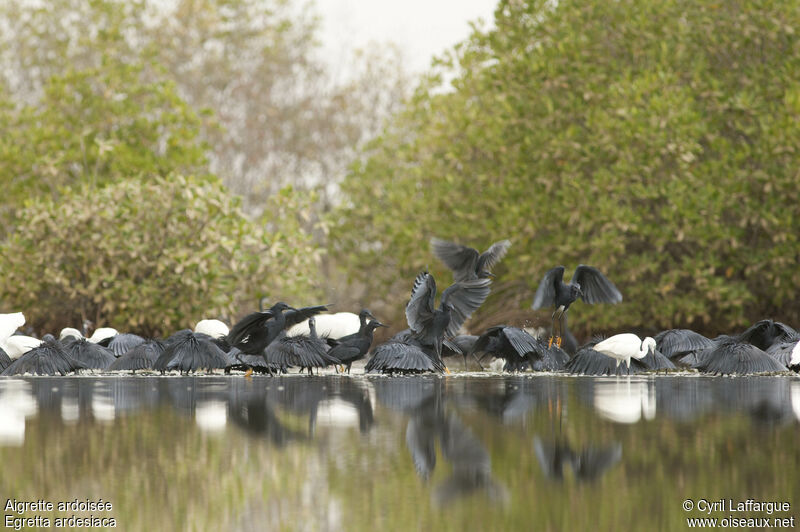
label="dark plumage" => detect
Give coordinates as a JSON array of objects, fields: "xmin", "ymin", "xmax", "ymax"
[
  {"xmin": 63, "ymin": 338, "xmax": 117, "ymax": 369},
  {"xmin": 565, "ymin": 345, "xmax": 646, "ymax": 376},
  {"xmin": 0, "ymin": 347, "xmax": 11, "ymax": 372},
  {"xmin": 368, "ymin": 271, "xmax": 490, "ymax": 374},
  {"xmin": 694, "ymin": 338, "xmax": 788, "ymax": 375},
  {"xmin": 365, "ymin": 340, "xmax": 446, "ymax": 374},
  {"xmin": 765, "ymin": 340, "xmax": 800, "ymax": 367},
  {"xmin": 637, "ymin": 347, "xmax": 677, "ymax": 371},
  {"xmin": 534, "ymin": 437, "xmax": 622, "ymax": 482},
  {"xmin": 471, "ymin": 326, "xmax": 568, "ymax": 372},
  {"xmin": 327, "ymin": 319, "xmax": 386, "ymax": 373},
  {"xmin": 263, "ymin": 318, "xmax": 340, "ymax": 374},
  {"xmin": 405, "ymin": 271, "xmax": 491, "ymax": 358},
  {"xmin": 107, "ymin": 333, "xmax": 147, "ymax": 357},
  {"xmin": 654, "ymin": 329, "xmax": 715, "ymax": 360},
  {"xmin": 441, "ymin": 334, "xmax": 483, "ymax": 369},
  {"xmin": 154, "ymin": 330, "xmax": 234, "ymax": 373},
  {"xmin": 1, "ymin": 337, "xmax": 86, "ymax": 376},
  {"xmin": 738, "ymin": 319, "xmax": 797, "ymax": 351},
  {"xmin": 532, "ymin": 265, "xmax": 622, "ymax": 348},
  {"xmin": 430, "ymin": 237, "xmax": 511, "ymax": 282},
  {"xmin": 227, "ymin": 302, "xmax": 328, "ymax": 355},
  {"xmin": 108, "ymin": 340, "xmax": 165, "ymax": 372}
]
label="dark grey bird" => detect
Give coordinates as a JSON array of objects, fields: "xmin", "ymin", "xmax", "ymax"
[
  {"xmin": 263, "ymin": 317, "xmax": 341, "ymax": 375},
  {"xmin": 153, "ymin": 329, "xmax": 234, "ymax": 373},
  {"xmin": 430, "ymin": 237, "xmax": 511, "ymax": 282},
  {"xmin": 365, "ymin": 339, "xmax": 447, "ymax": 374},
  {"xmin": 534, "ymin": 436, "xmax": 622, "ymax": 482},
  {"xmin": 107, "ymin": 333, "xmax": 146, "ymax": 357},
  {"xmin": 108, "ymin": 340, "xmax": 165, "ymax": 372},
  {"xmin": 693, "ymin": 336, "xmax": 788, "ymax": 375},
  {"xmin": 62, "ymin": 338, "xmax": 116, "ymax": 369},
  {"xmin": 368, "ymin": 271, "xmax": 491, "ymax": 374},
  {"xmin": 405, "ymin": 271, "xmax": 492, "ymax": 359},
  {"xmin": 654, "ymin": 329, "xmax": 715, "ymax": 361},
  {"xmin": 441, "ymin": 334, "xmax": 482, "ymax": 369},
  {"xmin": 0, "ymin": 347, "xmax": 11, "ymax": 372},
  {"xmin": 328, "ymin": 319, "xmax": 386, "ymax": 373},
  {"xmin": 738, "ymin": 319, "xmax": 797, "ymax": 351},
  {"xmin": 532, "ymin": 265, "xmax": 622, "ymax": 349},
  {"xmin": 1, "ymin": 336, "xmax": 86, "ymax": 376},
  {"xmin": 227, "ymin": 301, "xmax": 328, "ymax": 355},
  {"xmin": 765, "ymin": 339, "xmax": 800, "ymax": 368},
  {"xmin": 471, "ymin": 325, "xmax": 569, "ymax": 372}
]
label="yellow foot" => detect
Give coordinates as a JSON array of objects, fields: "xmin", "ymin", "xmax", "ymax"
[
  {"xmin": 338, "ymin": 365, "xmax": 345, "ymax": 373},
  {"xmin": 548, "ymin": 337, "xmax": 554, "ymax": 348},
  {"xmin": 555, "ymin": 337, "xmax": 562, "ymax": 348},
  {"xmin": 444, "ymin": 366, "xmax": 451, "ymax": 375},
  {"xmin": 244, "ymin": 368, "xmax": 253, "ymax": 378}
]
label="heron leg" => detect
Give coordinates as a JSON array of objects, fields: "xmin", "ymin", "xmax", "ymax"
[
  {"xmin": 552, "ymin": 308, "xmax": 564, "ymax": 348},
  {"xmin": 470, "ymin": 351, "xmax": 485, "ymax": 371},
  {"xmin": 548, "ymin": 310, "xmax": 558, "ymax": 348}
]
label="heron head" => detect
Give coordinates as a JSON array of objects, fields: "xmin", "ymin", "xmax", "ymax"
[
  {"xmin": 639, "ymin": 337, "xmax": 657, "ymax": 359},
  {"xmin": 272, "ymin": 301, "xmax": 294, "ymax": 313}
]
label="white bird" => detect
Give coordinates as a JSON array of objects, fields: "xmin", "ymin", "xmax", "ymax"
[
  {"xmin": 4, "ymin": 336, "xmax": 43, "ymax": 360},
  {"xmin": 791, "ymin": 341, "xmax": 800, "ymax": 367},
  {"xmin": 0, "ymin": 312, "xmax": 26, "ymax": 343},
  {"xmin": 88, "ymin": 327, "xmax": 118, "ymax": 344},
  {"xmin": 194, "ymin": 319, "xmax": 229, "ymax": 339},
  {"xmin": 59, "ymin": 327, "xmax": 84, "ymax": 342},
  {"xmin": 1, "ymin": 313, "xmax": 39, "ymax": 360},
  {"xmin": 287, "ymin": 312, "xmax": 361, "ymax": 339},
  {"xmin": 594, "ymin": 379, "xmax": 656, "ymax": 424},
  {"xmin": 594, "ymin": 333, "xmax": 657, "ymax": 368}
]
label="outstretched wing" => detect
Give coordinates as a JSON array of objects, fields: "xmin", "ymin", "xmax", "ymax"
[
  {"xmin": 430, "ymin": 238, "xmax": 479, "ymax": 282},
  {"xmin": 471, "ymin": 326, "xmax": 505, "ymax": 355},
  {"xmin": 440, "ymin": 278, "xmax": 492, "ymax": 337},
  {"xmin": 227, "ymin": 310, "xmax": 275, "ymax": 346},
  {"xmin": 532, "ymin": 266, "xmax": 565, "ymax": 309},
  {"xmin": 406, "ymin": 271, "xmax": 437, "ymax": 333},
  {"xmin": 572, "ymin": 265, "xmax": 622, "ymax": 305},
  {"xmin": 476, "ymin": 239, "xmax": 511, "ymax": 276},
  {"xmin": 284, "ymin": 305, "xmax": 329, "ymax": 328},
  {"xmin": 502, "ymin": 327, "xmax": 542, "ymax": 358}
]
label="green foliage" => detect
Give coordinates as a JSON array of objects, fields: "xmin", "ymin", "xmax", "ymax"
[
  {"xmin": 0, "ymin": 58, "xmax": 208, "ymax": 233},
  {"xmin": 0, "ymin": 175, "xmax": 321, "ymax": 336},
  {"xmin": 332, "ymin": 0, "xmax": 800, "ymax": 336},
  {"xmin": 0, "ymin": 0, "xmax": 409, "ymax": 215}
]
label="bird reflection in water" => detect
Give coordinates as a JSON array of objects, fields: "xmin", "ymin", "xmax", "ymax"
[
  {"xmin": 533, "ymin": 436, "xmax": 622, "ymax": 482},
  {"xmin": 228, "ymin": 377, "xmax": 375, "ymax": 444},
  {"xmin": 374, "ymin": 378, "xmax": 509, "ymax": 506}
]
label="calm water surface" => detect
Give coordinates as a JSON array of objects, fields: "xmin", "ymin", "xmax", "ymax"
[{"xmin": 1, "ymin": 374, "xmax": 799, "ymax": 531}]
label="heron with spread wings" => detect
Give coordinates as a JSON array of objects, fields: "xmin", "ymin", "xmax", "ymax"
[{"xmin": 532, "ymin": 265, "xmax": 622, "ymax": 348}]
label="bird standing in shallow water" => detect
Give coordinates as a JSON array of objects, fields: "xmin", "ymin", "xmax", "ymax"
[
  {"xmin": 593, "ymin": 333, "xmax": 656, "ymax": 368},
  {"xmin": 532, "ymin": 265, "xmax": 622, "ymax": 348}
]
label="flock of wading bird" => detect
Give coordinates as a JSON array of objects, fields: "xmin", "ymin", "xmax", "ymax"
[{"xmin": 1, "ymin": 238, "xmax": 799, "ymax": 377}]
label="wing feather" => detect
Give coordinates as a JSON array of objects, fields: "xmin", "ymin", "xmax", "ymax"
[
  {"xmin": 405, "ymin": 272, "xmax": 437, "ymax": 333},
  {"xmin": 572, "ymin": 265, "xmax": 622, "ymax": 305},
  {"xmin": 532, "ymin": 266, "xmax": 565, "ymax": 309},
  {"xmin": 441, "ymin": 278, "xmax": 492, "ymax": 337}
]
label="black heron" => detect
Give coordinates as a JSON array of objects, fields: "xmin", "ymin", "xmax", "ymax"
[{"xmin": 532, "ymin": 265, "xmax": 622, "ymax": 348}]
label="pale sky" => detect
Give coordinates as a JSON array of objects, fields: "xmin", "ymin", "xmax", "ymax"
[{"xmin": 316, "ymin": 0, "xmax": 497, "ymax": 75}]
